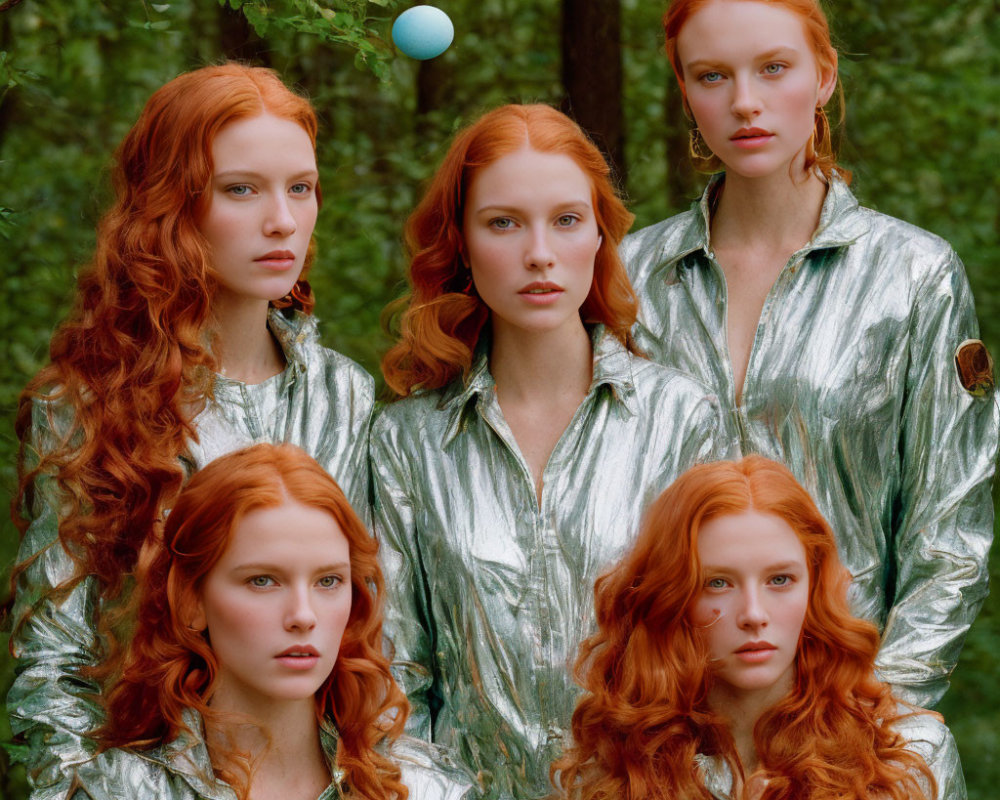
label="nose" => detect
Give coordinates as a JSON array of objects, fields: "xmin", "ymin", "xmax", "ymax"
[
  {"xmin": 284, "ymin": 585, "xmax": 317, "ymax": 632},
  {"xmin": 730, "ymin": 75, "xmax": 762, "ymax": 122},
  {"xmin": 736, "ymin": 586, "xmax": 768, "ymax": 630},
  {"xmin": 264, "ymin": 193, "xmax": 297, "ymax": 238},
  {"xmin": 524, "ymin": 225, "xmax": 556, "ymax": 271}
]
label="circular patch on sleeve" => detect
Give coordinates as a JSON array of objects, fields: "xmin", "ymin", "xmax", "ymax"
[{"xmin": 955, "ymin": 339, "xmax": 995, "ymax": 397}]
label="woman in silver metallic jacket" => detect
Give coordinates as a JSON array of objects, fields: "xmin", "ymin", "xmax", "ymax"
[
  {"xmin": 371, "ymin": 103, "xmax": 725, "ymax": 800},
  {"xmin": 555, "ymin": 456, "xmax": 965, "ymax": 800},
  {"xmin": 8, "ymin": 64, "xmax": 373, "ymax": 793},
  {"xmin": 622, "ymin": 0, "xmax": 998, "ymax": 710},
  {"xmin": 55, "ymin": 443, "xmax": 475, "ymax": 800}
]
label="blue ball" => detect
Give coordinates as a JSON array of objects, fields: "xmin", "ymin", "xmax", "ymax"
[{"xmin": 392, "ymin": 5, "xmax": 454, "ymax": 61}]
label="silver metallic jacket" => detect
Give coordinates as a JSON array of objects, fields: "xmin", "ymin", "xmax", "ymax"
[
  {"xmin": 32, "ymin": 711, "xmax": 477, "ymax": 800},
  {"xmin": 371, "ymin": 327, "xmax": 726, "ymax": 799},
  {"xmin": 695, "ymin": 711, "xmax": 965, "ymax": 799},
  {"xmin": 8, "ymin": 309, "xmax": 374, "ymax": 792},
  {"xmin": 622, "ymin": 175, "xmax": 999, "ymax": 708}
]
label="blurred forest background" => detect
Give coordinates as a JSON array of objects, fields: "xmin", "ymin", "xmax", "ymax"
[{"xmin": 0, "ymin": 0, "xmax": 997, "ymax": 797}]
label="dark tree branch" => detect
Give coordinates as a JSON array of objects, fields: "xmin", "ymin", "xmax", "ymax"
[{"xmin": 0, "ymin": 0, "xmax": 26, "ymax": 13}]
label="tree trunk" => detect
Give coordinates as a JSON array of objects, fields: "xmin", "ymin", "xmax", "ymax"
[
  {"xmin": 664, "ymin": 76, "xmax": 699, "ymax": 212},
  {"xmin": 218, "ymin": 4, "xmax": 270, "ymax": 66},
  {"xmin": 561, "ymin": 0, "xmax": 625, "ymax": 183}
]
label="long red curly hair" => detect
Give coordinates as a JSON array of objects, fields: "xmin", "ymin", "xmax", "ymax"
[
  {"xmin": 96, "ymin": 443, "xmax": 409, "ymax": 800},
  {"xmin": 663, "ymin": 0, "xmax": 850, "ymax": 183},
  {"xmin": 11, "ymin": 63, "xmax": 319, "ymax": 615},
  {"xmin": 553, "ymin": 455, "xmax": 935, "ymax": 800},
  {"xmin": 381, "ymin": 103, "xmax": 637, "ymax": 397}
]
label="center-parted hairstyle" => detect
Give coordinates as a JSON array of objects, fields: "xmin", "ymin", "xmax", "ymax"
[
  {"xmin": 97, "ymin": 443, "xmax": 409, "ymax": 800},
  {"xmin": 553, "ymin": 455, "xmax": 934, "ymax": 800},
  {"xmin": 12, "ymin": 63, "xmax": 319, "ymax": 613},
  {"xmin": 381, "ymin": 103, "xmax": 637, "ymax": 397},
  {"xmin": 663, "ymin": 0, "xmax": 849, "ymax": 182}
]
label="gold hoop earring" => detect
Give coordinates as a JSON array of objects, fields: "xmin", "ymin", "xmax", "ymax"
[{"xmin": 688, "ymin": 127, "xmax": 715, "ymax": 162}]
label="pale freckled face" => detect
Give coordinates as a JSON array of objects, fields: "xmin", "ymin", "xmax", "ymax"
[
  {"xmin": 676, "ymin": 0, "xmax": 836, "ymax": 179},
  {"xmin": 198, "ymin": 112, "xmax": 319, "ymax": 309},
  {"xmin": 462, "ymin": 147, "xmax": 603, "ymax": 341},
  {"xmin": 693, "ymin": 510, "xmax": 809, "ymax": 699}
]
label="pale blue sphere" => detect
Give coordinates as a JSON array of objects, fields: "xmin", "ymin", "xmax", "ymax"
[{"xmin": 392, "ymin": 5, "xmax": 454, "ymax": 60}]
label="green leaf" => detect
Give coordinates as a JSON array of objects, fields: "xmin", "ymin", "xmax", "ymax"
[{"xmin": 0, "ymin": 739, "xmax": 29, "ymax": 759}]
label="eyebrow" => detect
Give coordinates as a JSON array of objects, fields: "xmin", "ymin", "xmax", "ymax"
[
  {"xmin": 764, "ymin": 561, "xmax": 804, "ymax": 572},
  {"xmin": 214, "ymin": 168, "xmax": 319, "ymax": 181},
  {"xmin": 685, "ymin": 46, "xmax": 800, "ymax": 72},
  {"xmin": 472, "ymin": 199, "xmax": 592, "ymax": 215},
  {"xmin": 701, "ymin": 560, "xmax": 804, "ymax": 573},
  {"xmin": 232, "ymin": 561, "xmax": 350, "ymax": 573}
]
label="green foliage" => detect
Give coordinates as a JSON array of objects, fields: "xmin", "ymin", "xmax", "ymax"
[
  {"xmin": 0, "ymin": 1, "xmax": 998, "ymax": 798},
  {"xmin": 220, "ymin": 0, "xmax": 400, "ymax": 79},
  {"xmin": 0, "ymin": 206, "xmax": 14, "ymax": 240}
]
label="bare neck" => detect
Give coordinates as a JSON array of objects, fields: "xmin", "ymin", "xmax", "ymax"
[
  {"xmin": 211, "ymin": 293, "xmax": 286, "ymax": 384},
  {"xmin": 711, "ymin": 168, "xmax": 828, "ymax": 258},
  {"xmin": 206, "ymin": 694, "xmax": 329, "ymax": 800},
  {"xmin": 489, "ymin": 320, "xmax": 592, "ymax": 407},
  {"xmin": 708, "ymin": 678, "xmax": 792, "ymax": 777}
]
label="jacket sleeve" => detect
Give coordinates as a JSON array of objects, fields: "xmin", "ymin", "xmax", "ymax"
[
  {"xmin": 876, "ymin": 249, "xmax": 999, "ymax": 708},
  {"xmin": 343, "ymin": 367, "xmax": 376, "ymax": 529},
  {"xmin": 927, "ymin": 728, "xmax": 968, "ymax": 800},
  {"xmin": 893, "ymin": 713, "xmax": 967, "ymax": 800},
  {"xmin": 7, "ymin": 401, "xmax": 105, "ymax": 790},
  {"xmin": 26, "ymin": 748, "xmax": 183, "ymax": 800},
  {"xmin": 370, "ymin": 412, "xmax": 436, "ymax": 741}
]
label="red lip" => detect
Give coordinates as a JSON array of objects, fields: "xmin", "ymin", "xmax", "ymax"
[
  {"xmin": 276, "ymin": 644, "xmax": 319, "ymax": 658},
  {"xmin": 735, "ymin": 640, "xmax": 776, "ymax": 653},
  {"xmin": 731, "ymin": 127, "xmax": 772, "ymax": 140},
  {"xmin": 256, "ymin": 250, "xmax": 295, "ymax": 261}
]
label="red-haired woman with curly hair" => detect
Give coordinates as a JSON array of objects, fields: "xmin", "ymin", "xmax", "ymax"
[
  {"xmin": 8, "ymin": 64, "xmax": 373, "ymax": 791},
  {"xmin": 371, "ymin": 103, "xmax": 725, "ymax": 799},
  {"xmin": 623, "ymin": 0, "xmax": 998, "ymax": 711},
  {"xmin": 553, "ymin": 455, "xmax": 965, "ymax": 800},
  {"xmin": 45, "ymin": 443, "xmax": 474, "ymax": 800}
]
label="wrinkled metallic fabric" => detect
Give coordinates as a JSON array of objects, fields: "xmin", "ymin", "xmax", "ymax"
[
  {"xmin": 622, "ymin": 175, "xmax": 999, "ymax": 709},
  {"xmin": 7, "ymin": 309, "xmax": 374, "ymax": 792},
  {"xmin": 371, "ymin": 327, "xmax": 728, "ymax": 800},
  {"xmin": 32, "ymin": 710, "xmax": 478, "ymax": 800},
  {"xmin": 695, "ymin": 711, "xmax": 966, "ymax": 799}
]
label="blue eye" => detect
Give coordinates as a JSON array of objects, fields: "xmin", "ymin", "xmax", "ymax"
[
  {"xmin": 227, "ymin": 184, "xmax": 253, "ymax": 197},
  {"xmin": 770, "ymin": 574, "xmax": 791, "ymax": 586},
  {"xmin": 248, "ymin": 575, "xmax": 275, "ymax": 588},
  {"xmin": 290, "ymin": 183, "xmax": 311, "ymax": 195},
  {"xmin": 701, "ymin": 71, "xmax": 723, "ymax": 84},
  {"xmin": 705, "ymin": 577, "xmax": 728, "ymax": 590}
]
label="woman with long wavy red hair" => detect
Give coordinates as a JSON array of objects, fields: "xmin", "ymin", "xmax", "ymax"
[
  {"xmin": 8, "ymin": 63, "xmax": 373, "ymax": 791},
  {"xmin": 371, "ymin": 103, "xmax": 725, "ymax": 799},
  {"xmin": 554, "ymin": 455, "xmax": 964, "ymax": 800},
  {"xmin": 48, "ymin": 443, "xmax": 475, "ymax": 800},
  {"xmin": 622, "ymin": 0, "xmax": 998, "ymax": 710}
]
